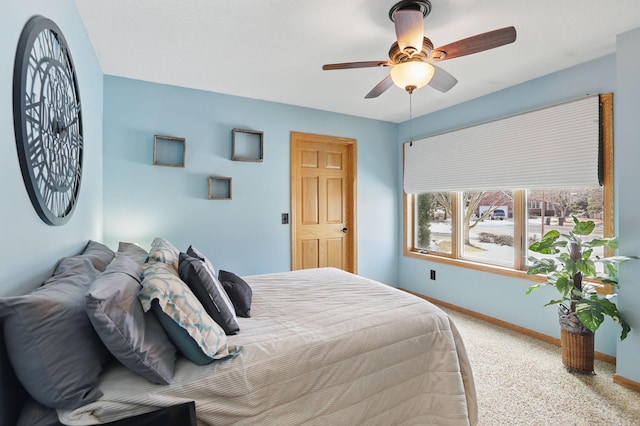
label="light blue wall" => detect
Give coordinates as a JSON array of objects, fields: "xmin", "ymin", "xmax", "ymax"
[
  {"xmin": 4, "ymin": 0, "xmax": 640, "ymax": 384},
  {"xmin": 102, "ymin": 77, "xmax": 399, "ymax": 284},
  {"xmin": 0, "ymin": 0, "xmax": 104, "ymax": 296},
  {"xmin": 398, "ymin": 50, "xmax": 640, "ymax": 383},
  {"xmin": 615, "ymin": 26, "xmax": 640, "ymax": 386}
]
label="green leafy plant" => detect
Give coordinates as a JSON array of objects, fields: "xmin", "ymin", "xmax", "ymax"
[{"xmin": 526, "ymin": 216, "xmax": 633, "ymax": 340}]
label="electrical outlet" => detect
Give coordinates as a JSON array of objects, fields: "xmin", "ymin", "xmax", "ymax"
[{"xmin": 430, "ymin": 270, "xmax": 436, "ymax": 280}]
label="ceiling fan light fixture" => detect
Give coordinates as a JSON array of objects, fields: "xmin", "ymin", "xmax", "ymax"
[{"xmin": 390, "ymin": 61, "xmax": 434, "ymax": 93}]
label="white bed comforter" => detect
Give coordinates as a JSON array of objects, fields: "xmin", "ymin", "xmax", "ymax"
[{"xmin": 60, "ymin": 267, "xmax": 477, "ymax": 426}]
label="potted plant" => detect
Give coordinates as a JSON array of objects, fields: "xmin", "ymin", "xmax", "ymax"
[{"xmin": 526, "ymin": 216, "xmax": 633, "ymax": 373}]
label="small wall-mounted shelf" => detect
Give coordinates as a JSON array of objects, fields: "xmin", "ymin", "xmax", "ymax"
[
  {"xmin": 153, "ymin": 135, "xmax": 186, "ymax": 167},
  {"xmin": 232, "ymin": 128, "xmax": 263, "ymax": 162},
  {"xmin": 208, "ymin": 176, "xmax": 232, "ymax": 200}
]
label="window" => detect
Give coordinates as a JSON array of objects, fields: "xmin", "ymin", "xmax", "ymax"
[
  {"xmin": 461, "ymin": 190, "xmax": 514, "ymax": 267},
  {"xmin": 408, "ymin": 187, "xmax": 607, "ymax": 273},
  {"xmin": 414, "ymin": 192, "xmax": 452, "ymax": 254},
  {"xmin": 404, "ymin": 94, "xmax": 614, "ymax": 276},
  {"xmin": 526, "ymin": 187, "xmax": 608, "ymax": 273}
]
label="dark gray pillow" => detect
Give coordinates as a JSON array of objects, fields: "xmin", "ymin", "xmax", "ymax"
[
  {"xmin": 0, "ymin": 256, "xmax": 108, "ymax": 410},
  {"xmin": 81, "ymin": 240, "xmax": 115, "ymax": 272},
  {"xmin": 186, "ymin": 245, "xmax": 217, "ymax": 275},
  {"xmin": 218, "ymin": 270, "xmax": 253, "ymax": 318},
  {"xmin": 178, "ymin": 253, "xmax": 239, "ymax": 335},
  {"xmin": 184, "ymin": 246, "xmax": 238, "ymax": 319},
  {"xmin": 117, "ymin": 242, "xmax": 150, "ymax": 265},
  {"xmin": 86, "ymin": 256, "xmax": 177, "ymax": 384}
]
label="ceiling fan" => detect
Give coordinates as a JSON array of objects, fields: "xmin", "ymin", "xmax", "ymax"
[{"xmin": 322, "ymin": 0, "xmax": 516, "ymax": 98}]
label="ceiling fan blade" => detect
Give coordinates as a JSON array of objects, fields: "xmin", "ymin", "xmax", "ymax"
[
  {"xmin": 322, "ymin": 60, "xmax": 391, "ymax": 70},
  {"xmin": 431, "ymin": 26, "xmax": 516, "ymax": 61},
  {"xmin": 428, "ymin": 64, "xmax": 458, "ymax": 93},
  {"xmin": 394, "ymin": 9, "xmax": 424, "ymax": 55},
  {"xmin": 365, "ymin": 75, "xmax": 394, "ymax": 99}
]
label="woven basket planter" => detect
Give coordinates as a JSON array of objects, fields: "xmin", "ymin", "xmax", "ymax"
[
  {"xmin": 560, "ymin": 328, "xmax": 594, "ymax": 373},
  {"xmin": 559, "ymin": 307, "xmax": 595, "ymax": 374}
]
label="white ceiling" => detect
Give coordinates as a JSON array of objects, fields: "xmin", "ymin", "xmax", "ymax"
[{"xmin": 75, "ymin": 0, "xmax": 640, "ymax": 123}]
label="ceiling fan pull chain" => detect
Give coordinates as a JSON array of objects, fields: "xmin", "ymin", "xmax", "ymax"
[{"xmin": 409, "ymin": 92, "xmax": 413, "ymax": 146}]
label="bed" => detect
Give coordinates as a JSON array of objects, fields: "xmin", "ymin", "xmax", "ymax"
[{"xmin": 1, "ymin": 241, "xmax": 477, "ymax": 426}]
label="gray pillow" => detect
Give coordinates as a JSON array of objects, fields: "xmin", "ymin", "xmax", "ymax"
[
  {"xmin": 117, "ymin": 241, "xmax": 149, "ymax": 265},
  {"xmin": 178, "ymin": 253, "xmax": 240, "ymax": 335},
  {"xmin": 0, "ymin": 256, "xmax": 108, "ymax": 410},
  {"xmin": 86, "ymin": 256, "xmax": 177, "ymax": 384},
  {"xmin": 81, "ymin": 240, "xmax": 115, "ymax": 272}
]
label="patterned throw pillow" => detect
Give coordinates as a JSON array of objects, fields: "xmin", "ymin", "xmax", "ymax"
[
  {"xmin": 146, "ymin": 238, "xmax": 180, "ymax": 272},
  {"xmin": 139, "ymin": 262, "xmax": 241, "ymax": 365}
]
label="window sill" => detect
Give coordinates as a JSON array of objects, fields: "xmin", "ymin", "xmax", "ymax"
[
  {"xmin": 403, "ymin": 249, "xmax": 546, "ymax": 282},
  {"xmin": 403, "ymin": 249, "xmax": 613, "ymax": 294}
]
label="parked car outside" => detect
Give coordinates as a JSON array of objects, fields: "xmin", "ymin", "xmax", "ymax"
[{"xmin": 491, "ymin": 209, "xmax": 506, "ymax": 220}]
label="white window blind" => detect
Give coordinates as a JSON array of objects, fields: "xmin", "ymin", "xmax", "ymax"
[{"xmin": 403, "ymin": 95, "xmax": 601, "ymax": 193}]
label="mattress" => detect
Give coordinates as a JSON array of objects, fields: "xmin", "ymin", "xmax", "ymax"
[{"xmin": 59, "ymin": 267, "xmax": 477, "ymax": 425}]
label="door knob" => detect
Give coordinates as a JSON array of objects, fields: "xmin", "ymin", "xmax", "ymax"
[{"xmin": 341, "ymin": 227, "xmax": 348, "ymax": 233}]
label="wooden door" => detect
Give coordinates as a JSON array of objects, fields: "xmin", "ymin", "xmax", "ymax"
[{"xmin": 291, "ymin": 132, "xmax": 357, "ymax": 273}]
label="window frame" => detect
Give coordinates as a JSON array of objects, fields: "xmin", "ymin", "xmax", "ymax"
[{"xmin": 403, "ymin": 94, "xmax": 614, "ymax": 283}]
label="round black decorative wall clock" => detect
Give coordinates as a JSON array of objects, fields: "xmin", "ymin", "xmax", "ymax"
[{"xmin": 13, "ymin": 15, "xmax": 83, "ymax": 226}]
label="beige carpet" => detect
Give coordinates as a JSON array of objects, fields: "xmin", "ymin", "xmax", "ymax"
[{"xmin": 442, "ymin": 307, "xmax": 640, "ymax": 426}]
